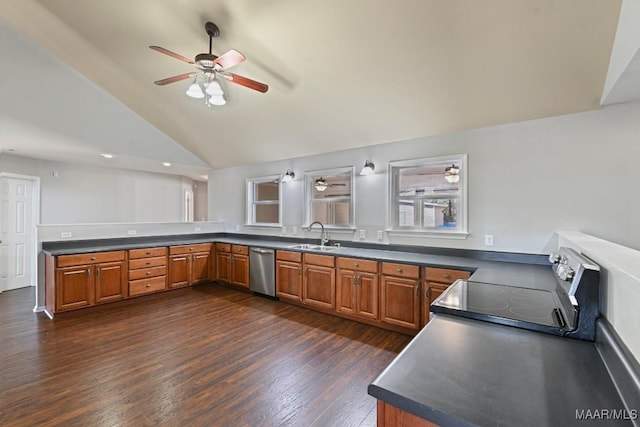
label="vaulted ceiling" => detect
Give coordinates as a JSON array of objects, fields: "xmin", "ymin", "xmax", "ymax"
[{"xmin": 0, "ymin": 0, "xmax": 623, "ymax": 172}]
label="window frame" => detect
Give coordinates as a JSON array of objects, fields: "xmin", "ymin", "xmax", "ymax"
[
  {"xmin": 304, "ymin": 166, "xmax": 356, "ymax": 230},
  {"xmin": 387, "ymin": 154, "xmax": 468, "ymax": 238},
  {"xmin": 245, "ymin": 174, "xmax": 282, "ymax": 227}
]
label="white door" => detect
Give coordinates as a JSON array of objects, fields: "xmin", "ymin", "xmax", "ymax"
[{"xmin": 0, "ymin": 177, "xmax": 33, "ymax": 291}]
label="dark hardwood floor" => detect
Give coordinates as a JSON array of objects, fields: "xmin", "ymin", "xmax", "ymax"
[{"xmin": 0, "ymin": 284, "xmax": 410, "ymax": 426}]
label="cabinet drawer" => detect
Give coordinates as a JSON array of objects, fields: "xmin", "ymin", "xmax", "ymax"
[
  {"xmin": 337, "ymin": 257, "xmax": 378, "ymax": 273},
  {"xmin": 303, "ymin": 253, "xmax": 335, "ymax": 267},
  {"xmin": 129, "ymin": 247, "xmax": 167, "ymax": 259},
  {"xmin": 216, "ymin": 243, "xmax": 231, "ymax": 252},
  {"xmin": 170, "ymin": 243, "xmax": 212, "ymax": 255},
  {"xmin": 232, "ymin": 245, "xmax": 249, "ymax": 255},
  {"xmin": 129, "ymin": 256, "xmax": 166, "ymax": 270},
  {"xmin": 57, "ymin": 251, "xmax": 125, "ymax": 268},
  {"xmin": 381, "ymin": 262, "xmax": 420, "ymax": 279},
  {"xmin": 129, "ymin": 276, "xmax": 167, "ymax": 296},
  {"xmin": 423, "ymin": 267, "xmax": 471, "ymax": 284},
  {"xmin": 277, "ymin": 250, "xmax": 302, "ymax": 262},
  {"xmin": 128, "ymin": 266, "xmax": 167, "ymax": 281}
]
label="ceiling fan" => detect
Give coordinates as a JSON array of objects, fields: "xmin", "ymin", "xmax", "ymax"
[{"xmin": 149, "ymin": 21, "xmax": 268, "ymax": 105}]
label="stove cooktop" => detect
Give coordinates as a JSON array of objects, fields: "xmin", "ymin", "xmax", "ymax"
[{"xmin": 431, "ymin": 280, "xmax": 572, "ymax": 336}]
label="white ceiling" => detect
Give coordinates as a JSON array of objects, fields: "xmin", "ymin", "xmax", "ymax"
[{"xmin": 0, "ymin": 0, "xmax": 624, "ymax": 171}]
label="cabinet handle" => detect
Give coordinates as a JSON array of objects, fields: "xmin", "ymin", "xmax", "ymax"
[
  {"xmin": 189, "ymin": 247, "xmax": 194, "ymax": 251},
  {"xmin": 415, "ymin": 284, "xmax": 419, "ymax": 296},
  {"xmin": 298, "ymin": 267, "xmax": 302, "ymax": 276},
  {"xmin": 443, "ymin": 274, "xmax": 451, "ymax": 279},
  {"xmin": 146, "ymin": 271, "xmax": 151, "ymax": 275},
  {"xmin": 354, "ymin": 262, "xmax": 359, "ymax": 267},
  {"xmin": 397, "ymin": 268, "xmax": 403, "ymax": 273},
  {"xmin": 351, "ymin": 276, "xmax": 355, "ymax": 286},
  {"xmin": 146, "ymin": 262, "xmax": 151, "ymax": 265},
  {"xmin": 87, "ymin": 268, "xmax": 91, "ymax": 277},
  {"xmin": 426, "ymin": 287, "xmax": 431, "ymax": 299},
  {"xmin": 357, "ymin": 276, "xmax": 362, "ymax": 286},
  {"xmin": 146, "ymin": 252, "xmax": 151, "ymax": 255},
  {"xmin": 146, "ymin": 283, "xmax": 151, "ymax": 288},
  {"xmin": 96, "ymin": 268, "xmax": 100, "ymax": 278}
]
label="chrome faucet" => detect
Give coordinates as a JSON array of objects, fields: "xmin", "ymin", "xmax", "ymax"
[{"xmin": 307, "ymin": 221, "xmax": 329, "ymax": 247}]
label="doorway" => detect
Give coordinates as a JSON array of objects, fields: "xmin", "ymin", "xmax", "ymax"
[{"xmin": 0, "ymin": 173, "xmax": 40, "ymax": 299}]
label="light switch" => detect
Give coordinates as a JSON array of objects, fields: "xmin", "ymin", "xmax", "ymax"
[{"xmin": 485, "ymin": 235, "xmax": 494, "ymax": 246}]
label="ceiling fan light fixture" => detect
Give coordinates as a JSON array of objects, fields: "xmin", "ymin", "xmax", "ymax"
[
  {"xmin": 444, "ymin": 164, "xmax": 460, "ymax": 183},
  {"xmin": 186, "ymin": 80, "xmax": 204, "ymax": 98},
  {"xmin": 315, "ymin": 177, "xmax": 328, "ymax": 192},
  {"xmin": 205, "ymin": 79, "xmax": 224, "ymax": 96},
  {"xmin": 282, "ymin": 169, "xmax": 295, "ymax": 183},
  {"xmin": 208, "ymin": 94, "xmax": 226, "ymax": 106},
  {"xmin": 360, "ymin": 160, "xmax": 375, "ymax": 176}
]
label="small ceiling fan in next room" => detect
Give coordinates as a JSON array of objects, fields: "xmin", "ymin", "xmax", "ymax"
[{"xmin": 150, "ymin": 21, "xmax": 268, "ymax": 107}]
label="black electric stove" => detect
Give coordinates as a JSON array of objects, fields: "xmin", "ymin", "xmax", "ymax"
[{"xmin": 431, "ymin": 247, "xmax": 601, "ymax": 341}]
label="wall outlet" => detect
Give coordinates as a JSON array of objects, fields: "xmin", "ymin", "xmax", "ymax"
[
  {"xmin": 359, "ymin": 229, "xmax": 366, "ymax": 240},
  {"xmin": 194, "ymin": 227, "xmax": 202, "ymax": 232},
  {"xmin": 485, "ymin": 235, "xmax": 494, "ymax": 246},
  {"xmin": 128, "ymin": 229, "xmax": 137, "ymax": 235},
  {"xmin": 377, "ymin": 230, "xmax": 384, "ymax": 241},
  {"xmin": 60, "ymin": 232, "xmax": 72, "ymax": 238},
  {"xmin": 292, "ymin": 226, "xmax": 297, "ymax": 235}
]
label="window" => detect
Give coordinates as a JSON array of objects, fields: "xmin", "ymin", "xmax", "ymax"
[
  {"xmin": 305, "ymin": 167, "xmax": 355, "ymax": 228},
  {"xmin": 246, "ymin": 175, "xmax": 281, "ymax": 226},
  {"xmin": 389, "ymin": 154, "xmax": 467, "ymax": 236}
]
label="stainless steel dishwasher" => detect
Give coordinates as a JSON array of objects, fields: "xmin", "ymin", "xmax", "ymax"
[{"xmin": 249, "ymin": 247, "xmax": 275, "ymax": 297}]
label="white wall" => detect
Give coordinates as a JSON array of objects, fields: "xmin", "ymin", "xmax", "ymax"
[
  {"xmin": 0, "ymin": 153, "xmax": 187, "ymax": 224},
  {"xmin": 602, "ymin": 0, "xmax": 640, "ymax": 103},
  {"xmin": 209, "ymin": 100, "xmax": 640, "ymax": 254}
]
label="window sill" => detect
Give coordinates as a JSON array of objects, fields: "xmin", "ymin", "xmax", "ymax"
[
  {"xmin": 385, "ymin": 229, "xmax": 470, "ymax": 240},
  {"xmin": 245, "ymin": 223, "xmax": 282, "ymax": 229}
]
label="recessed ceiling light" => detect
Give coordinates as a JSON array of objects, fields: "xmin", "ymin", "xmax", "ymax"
[
  {"xmin": 162, "ymin": 162, "xmax": 171, "ymax": 167},
  {"xmin": 100, "ymin": 153, "xmax": 115, "ymax": 159}
]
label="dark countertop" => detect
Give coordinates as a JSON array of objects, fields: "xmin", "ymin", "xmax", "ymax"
[
  {"xmin": 41, "ymin": 234, "xmax": 556, "ymax": 290},
  {"xmin": 369, "ymin": 314, "xmax": 631, "ymax": 426}
]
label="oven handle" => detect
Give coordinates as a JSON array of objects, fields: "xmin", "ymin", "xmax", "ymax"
[{"xmin": 553, "ymin": 308, "xmax": 566, "ymax": 329}]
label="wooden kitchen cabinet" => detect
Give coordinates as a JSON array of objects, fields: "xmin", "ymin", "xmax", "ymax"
[
  {"xmin": 381, "ymin": 262, "xmax": 421, "ymax": 330},
  {"xmin": 128, "ymin": 247, "xmax": 168, "ymax": 296},
  {"xmin": 276, "ymin": 250, "xmax": 303, "ymax": 301},
  {"xmin": 421, "ymin": 267, "xmax": 471, "ymax": 327},
  {"xmin": 216, "ymin": 244, "xmax": 249, "ymax": 288},
  {"xmin": 95, "ymin": 261, "xmax": 127, "ymax": 303},
  {"xmin": 47, "ymin": 250, "xmax": 126, "ymax": 314},
  {"xmin": 336, "ymin": 257, "xmax": 379, "ymax": 321},
  {"xmin": 303, "ymin": 253, "xmax": 336, "ymax": 310},
  {"xmin": 169, "ymin": 243, "xmax": 212, "ymax": 288}
]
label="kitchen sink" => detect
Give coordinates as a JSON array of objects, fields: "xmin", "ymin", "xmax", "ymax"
[{"xmin": 287, "ymin": 244, "xmax": 341, "ymax": 252}]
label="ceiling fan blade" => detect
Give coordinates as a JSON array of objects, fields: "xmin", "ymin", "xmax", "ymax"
[
  {"xmin": 154, "ymin": 72, "xmax": 196, "ymax": 85},
  {"xmin": 220, "ymin": 72, "xmax": 269, "ymax": 93},
  {"xmin": 213, "ymin": 49, "xmax": 246, "ymax": 70},
  {"xmin": 149, "ymin": 46, "xmax": 194, "ymax": 64}
]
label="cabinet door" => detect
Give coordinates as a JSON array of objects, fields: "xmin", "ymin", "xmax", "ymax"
[
  {"xmin": 381, "ymin": 275, "xmax": 420, "ymax": 330},
  {"xmin": 231, "ymin": 254, "xmax": 250, "ymax": 288},
  {"xmin": 336, "ymin": 269, "xmax": 356, "ymax": 315},
  {"xmin": 216, "ymin": 252, "xmax": 232, "ymax": 282},
  {"xmin": 356, "ymin": 272, "xmax": 379, "ymax": 321},
  {"xmin": 422, "ymin": 282, "xmax": 450, "ymax": 327},
  {"xmin": 276, "ymin": 260, "xmax": 302, "ymax": 301},
  {"xmin": 191, "ymin": 252, "xmax": 211, "ymax": 285},
  {"xmin": 303, "ymin": 265, "xmax": 336, "ymax": 310},
  {"xmin": 168, "ymin": 255, "xmax": 190, "ymax": 289},
  {"xmin": 56, "ymin": 266, "xmax": 94, "ymax": 311},
  {"xmin": 95, "ymin": 261, "xmax": 126, "ymax": 304}
]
